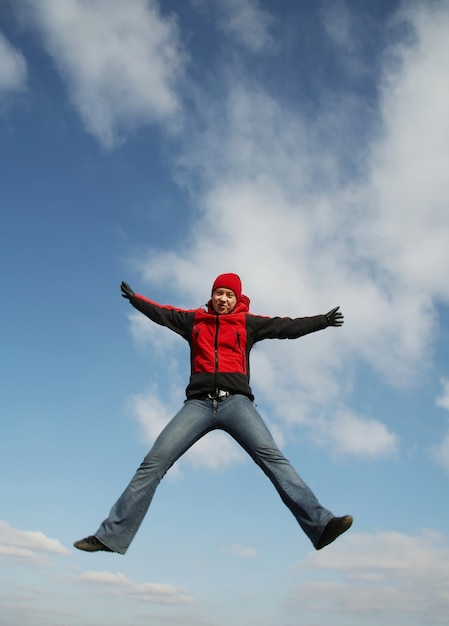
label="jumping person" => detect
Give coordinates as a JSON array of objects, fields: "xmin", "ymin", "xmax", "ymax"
[{"xmin": 74, "ymin": 273, "xmax": 352, "ymax": 554}]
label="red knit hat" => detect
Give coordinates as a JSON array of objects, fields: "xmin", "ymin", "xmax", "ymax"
[{"xmin": 211, "ymin": 273, "xmax": 242, "ymax": 301}]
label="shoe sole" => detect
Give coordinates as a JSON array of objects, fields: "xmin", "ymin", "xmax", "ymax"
[{"xmin": 316, "ymin": 515, "xmax": 353, "ymax": 550}]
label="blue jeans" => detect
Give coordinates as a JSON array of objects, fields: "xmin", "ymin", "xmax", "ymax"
[{"xmin": 95, "ymin": 395, "xmax": 333, "ymax": 553}]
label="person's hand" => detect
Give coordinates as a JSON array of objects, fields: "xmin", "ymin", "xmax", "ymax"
[
  {"xmin": 326, "ymin": 306, "xmax": 344, "ymax": 327},
  {"xmin": 121, "ymin": 281, "xmax": 135, "ymax": 300}
]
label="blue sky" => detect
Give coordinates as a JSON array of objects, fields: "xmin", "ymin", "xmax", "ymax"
[{"xmin": 1, "ymin": 0, "xmax": 449, "ymax": 624}]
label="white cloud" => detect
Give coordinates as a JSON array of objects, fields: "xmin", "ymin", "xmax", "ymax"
[
  {"xmin": 129, "ymin": 385, "xmax": 180, "ymax": 444},
  {"xmin": 128, "ymin": 310, "xmax": 182, "ymax": 357},
  {"xmin": 126, "ymin": 3, "xmax": 449, "ymax": 464},
  {"xmin": 321, "ymin": 0, "xmax": 368, "ymax": 75},
  {"xmin": 365, "ymin": 3, "xmax": 449, "ymax": 302},
  {"xmin": 78, "ymin": 569, "xmax": 194, "ymax": 605},
  {"xmin": 432, "ymin": 432, "xmax": 449, "ymax": 476},
  {"xmin": 322, "ymin": 0, "xmax": 355, "ymax": 51},
  {"xmin": 432, "ymin": 378, "xmax": 449, "ymax": 474},
  {"xmin": 183, "ymin": 430, "xmax": 245, "ymax": 471},
  {"xmin": 0, "ymin": 33, "xmax": 27, "ymax": 96},
  {"xmin": 217, "ymin": 0, "xmax": 274, "ymax": 52},
  {"xmin": 22, "ymin": 0, "xmax": 185, "ymax": 147},
  {"xmin": 436, "ymin": 378, "xmax": 449, "ymax": 412},
  {"xmin": 291, "ymin": 530, "xmax": 449, "ymax": 624},
  {"xmin": 318, "ymin": 408, "xmax": 399, "ymax": 459},
  {"xmin": 0, "ymin": 520, "xmax": 70, "ymax": 563}
]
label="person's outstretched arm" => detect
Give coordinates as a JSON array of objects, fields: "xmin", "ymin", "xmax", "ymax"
[
  {"xmin": 249, "ymin": 305, "xmax": 344, "ymax": 342},
  {"xmin": 120, "ymin": 281, "xmax": 194, "ymax": 340}
]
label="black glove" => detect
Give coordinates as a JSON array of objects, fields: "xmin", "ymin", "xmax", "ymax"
[
  {"xmin": 121, "ymin": 281, "xmax": 135, "ymax": 300},
  {"xmin": 326, "ymin": 306, "xmax": 344, "ymax": 327}
]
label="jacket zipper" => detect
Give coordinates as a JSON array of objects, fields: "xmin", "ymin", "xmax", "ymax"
[
  {"xmin": 214, "ymin": 314, "xmax": 220, "ymax": 396},
  {"xmin": 193, "ymin": 327, "xmax": 200, "ymax": 361},
  {"xmin": 236, "ymin": 332, "xmax": 245, "ymax": 372}
]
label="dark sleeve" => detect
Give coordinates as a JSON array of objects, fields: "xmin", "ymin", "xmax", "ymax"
[
  {"xmin": 248, "ymin": 313, "xmax": 328, "ymax": 342},
  {"xmin": 128, "ymin": 293, "xmax": 195, "ymax": 340}
]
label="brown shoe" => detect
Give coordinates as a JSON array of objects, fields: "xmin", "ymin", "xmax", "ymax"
[
  {"xmin": 73, "ymin": 535, "xmax": 113, "ymax": 552},
  {"xmin": 316, "ymin": 515, "xmax": 353, "ymax": 550}
]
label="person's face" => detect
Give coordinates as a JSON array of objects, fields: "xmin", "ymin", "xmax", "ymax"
[{"xmin": 212, "ymin": 287, "xmax": 237, "ymax": 314}]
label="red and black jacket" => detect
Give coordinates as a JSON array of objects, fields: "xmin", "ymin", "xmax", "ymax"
[{"xmin": 128, "ymin": 293, "xmax": 329, "ymax": 401}]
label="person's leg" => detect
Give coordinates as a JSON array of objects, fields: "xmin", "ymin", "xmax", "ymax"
[
  {"xmin": 217, "ymin": 395, "xmax": 334, "ymax": 548},
  {"xmin": 93, "ymin": 399, "xmax": 214, "ymax": 553}
]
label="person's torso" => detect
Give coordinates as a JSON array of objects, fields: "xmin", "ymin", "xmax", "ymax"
[{"xmin": 191, "ymin": 309, "xmax": 248, "ymax": 376}]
